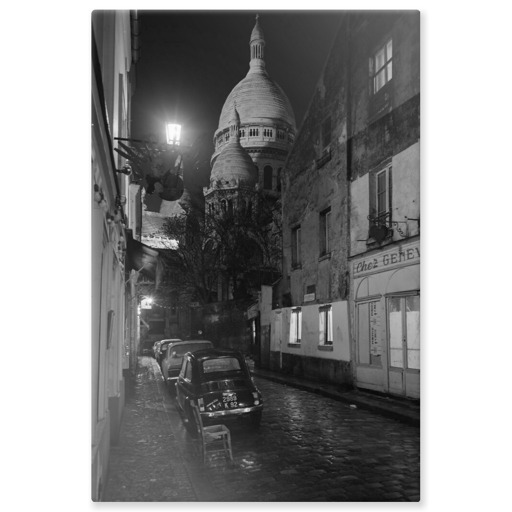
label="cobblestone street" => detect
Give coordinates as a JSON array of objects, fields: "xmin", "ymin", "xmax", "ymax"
[{"xmin": 103, "ymin": 357, "xmax": 420, "ymax": 502}]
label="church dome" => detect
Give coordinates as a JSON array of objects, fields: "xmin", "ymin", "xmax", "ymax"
[
  {"xmin": 210, "ymin": 138, "xmax": 257, "ymax": 186},
  {"xmin": 211, "ymin": 105, "xmax": 257, "ymax": 186},
  {"xmin": 216, "ymin": 16, "xmax": 296, "ymax": 133},
  {"xmin": 218, "ymin": 74, "xmax": 296, "ymax": 131}
]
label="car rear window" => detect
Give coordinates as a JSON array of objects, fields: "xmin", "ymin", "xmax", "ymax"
[
  {"xmin": 172, "ymin": 343, "xmax": 211, "ymax": 357},
  {"xmin": 202, "ymin": 357, "xmax": 242, "ymax": 375}
]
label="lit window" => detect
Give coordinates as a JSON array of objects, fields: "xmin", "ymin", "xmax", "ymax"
[
  {"xmin": 370, "ymin": 39, "xmax": 393, "ymax": 94},
  {"xmin": 319, "ymin": 305, "xmax": 333, "ymax": 345},
  {"xmin": 290, "ymin": 307, "xmax": 302, "ymax": 344},
  {"xmin": 320, "ymin": 207, "xmax": 331, "ymax": 256},
  {"xmin": 291, "ymin": 226, "xmax": 301, "ymax": 268}
]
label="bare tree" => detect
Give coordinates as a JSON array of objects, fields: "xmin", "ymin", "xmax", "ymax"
[{"xmin": 160, "ymin": 188, "xmax": 282, "ymax": 304}]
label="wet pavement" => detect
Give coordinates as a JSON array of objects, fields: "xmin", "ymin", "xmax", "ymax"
[{"xmin": 102, "ymin": 356, "xmax": 420, "ymax": 502}]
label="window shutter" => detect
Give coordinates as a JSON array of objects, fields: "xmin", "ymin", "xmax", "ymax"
[
  {"xmin": 326, "ymin": 211, "xmax": 331, "ymax": 253},
  {"xmin": 297, "ymin": 228, "xmax": 302, "ymax": 265},
  {"xmin": 328, "ymin": 308, "xmax": 333, "ymax": 343},
  {"xmin": 369, "ymin": 171, "xmax": 376, "ymax": 218},
  {"xmin": 388, "ymin": 166, "xmax": 393, "ymax": 221}
]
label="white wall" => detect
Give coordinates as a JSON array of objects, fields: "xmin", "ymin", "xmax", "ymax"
[{"xmin": 271, "ymin": 300, "xmax": 350, "ymax": 362}]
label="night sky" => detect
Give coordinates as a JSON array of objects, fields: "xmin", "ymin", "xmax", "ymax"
[{"xmin": 130, "ymin": 10, "xmax": 343, "ymax": 196}]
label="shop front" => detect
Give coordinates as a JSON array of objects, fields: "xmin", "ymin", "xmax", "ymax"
[{"xmin": 351, "ymin": 239, "xmax": 420, "ymax": 399}]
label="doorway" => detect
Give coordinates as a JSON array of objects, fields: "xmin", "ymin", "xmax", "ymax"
[{"xmin": 387, "ymin": 294, "xmax": 420, "ymax": 397}]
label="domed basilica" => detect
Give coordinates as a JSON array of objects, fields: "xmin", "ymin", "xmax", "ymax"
[{"xmin": 204, "ymin": 15, "xmax": 296, "ymax": 210}]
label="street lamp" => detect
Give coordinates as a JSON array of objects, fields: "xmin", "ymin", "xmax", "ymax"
[{"xmin": 166, "ymin": 123, "xmax": 182, "ymax": 146}]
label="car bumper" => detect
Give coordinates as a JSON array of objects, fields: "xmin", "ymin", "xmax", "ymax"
[{"xmin": 202, "ymin": 404, "xmax": 263, "ymax": 419}]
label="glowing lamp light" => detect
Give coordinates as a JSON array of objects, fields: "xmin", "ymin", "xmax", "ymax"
[
  {"xmin": 166, "ymin": 123, "xmax": 181, "ymax": 146},
  {"xmin": 141, "ymin": 297, "xmax": 153, "ymax": 309}
]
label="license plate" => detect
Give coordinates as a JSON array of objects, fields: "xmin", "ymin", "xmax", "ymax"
[{"xmin": 222, "ymin": 392, "xmax": 238, "ymax": 409}]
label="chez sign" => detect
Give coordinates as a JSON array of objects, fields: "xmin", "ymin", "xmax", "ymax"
[{"xmin": 353, "ymin": 242, "xmax": 420, "ymax": 277}]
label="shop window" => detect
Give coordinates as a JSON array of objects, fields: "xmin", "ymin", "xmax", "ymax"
[
  {"xmin": 370, "ymin": 39, "xmax": 393, "ymax": 94},
  {"xmin": 291, "ymin": 226, "xmax": 301, "ymax": 268},
  {"xmin": 357, "ymin": 300, "xmax": 382, "ymax": 366},
  {"xmin": 319, "ymin": 207, "xmax": 331, "ymax": 257},
  {"xmin": 290, "ymin": 307, "xmax": 302, "ymax": 344},
  {"xmin": 388, "ymin": 295, "xmax": 420, "ymax": 370},
  {"xmin": 263, "ymin": 165, "xmax": 273, "ymax": 190}
]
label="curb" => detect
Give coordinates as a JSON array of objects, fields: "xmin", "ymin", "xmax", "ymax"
[{"xmin": 252, "ymin": 370, "xmax": 420, "ymax": 428}]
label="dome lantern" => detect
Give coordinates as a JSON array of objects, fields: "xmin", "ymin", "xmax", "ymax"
[{"xmin": 249, "ymin": 14, "xmax": 266, "ymax": 73}]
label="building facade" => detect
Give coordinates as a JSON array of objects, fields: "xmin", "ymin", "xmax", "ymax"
[
  {"xmin": 348, "ymin": 12, "xmax": 420, "ymax": 398},
  {"xmin": 91, "ymin": 10, "xmax": 141, "ymax": 501},
  {"xmin": 274, "ymin": 12, "xmax": 420, "ymax": 398}
]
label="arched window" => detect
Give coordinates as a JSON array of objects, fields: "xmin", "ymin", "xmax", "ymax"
[
  {"xmin": 228, "ymin": 199, "xmax": 233, "ymax": 215},
  {"xmin": 277, "ymin": 168, "xmax": 282, "ymax": 192},
  {"xmin": 263, "ymin": 165, "xmax": 273, "ymax": 190},
  {"xmin": 220, "ymin": 199, "xmax": 227, "ymax": 212}
]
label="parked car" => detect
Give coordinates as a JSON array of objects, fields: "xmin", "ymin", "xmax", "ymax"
[
  {"xmin": 155, "ymin": 338, "xmax": 183, "ymax": 365},
  {"xmin": 161, "ymin": 340, "xmax": 213, "ymax": 387},
  {"xmin": 176, "ymin": 348, "xmax": 263, "ymax": 428}
]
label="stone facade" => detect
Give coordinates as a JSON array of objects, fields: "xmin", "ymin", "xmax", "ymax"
[
  {"xmin": 274, "ymin": 12, "xmax": 420, "ymax": 396},
  {"xmin": 211, "ymin": 15, "xmax": 296, "ymax": 198}
]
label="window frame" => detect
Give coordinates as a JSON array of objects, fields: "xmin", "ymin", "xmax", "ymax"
[
  {"xmin": 319, "ymin": 207, "xmax": 332, "ymax": 257},
  {"xmin": 370, "ymin": 39, "xmax": 393, "ymax": 94},
  {"xmin": 291, "ymin": 225, "xmax": 302, "ymax": 268},
  {"xmin": 319, "ymin": 305, "xmax": 333, "ymax": 346},
  {"xmin": 289, "ymin": 307, "xmax": 302, "ymax": 344},
  {"xmin": 263, "ymin": 165, "xmax": 273, "ymax": 190},
  {"xmin": 369, "ymin": 162, "xmax": 393, "ymax": 226}
]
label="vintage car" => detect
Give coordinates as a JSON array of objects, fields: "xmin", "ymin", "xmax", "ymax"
[
  {"xmin": 176, "ymin": 348, "xmax": 263, "ymax": 428},
  {"xmin": 161, "ymin": 340, "xmax": 213, "ymax": 387},
  {"xmin": 155, "ymin": 338, "xmax": 183, "ymax": 365}
]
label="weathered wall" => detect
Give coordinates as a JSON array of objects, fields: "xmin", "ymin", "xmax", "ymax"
[
  {"xmin": 276, "ymin": 11, "xmax": 419, "ymax": 391},
  {"xmin": 281, "ymin": 19, "xmax": 351, "ymax": 307}
]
